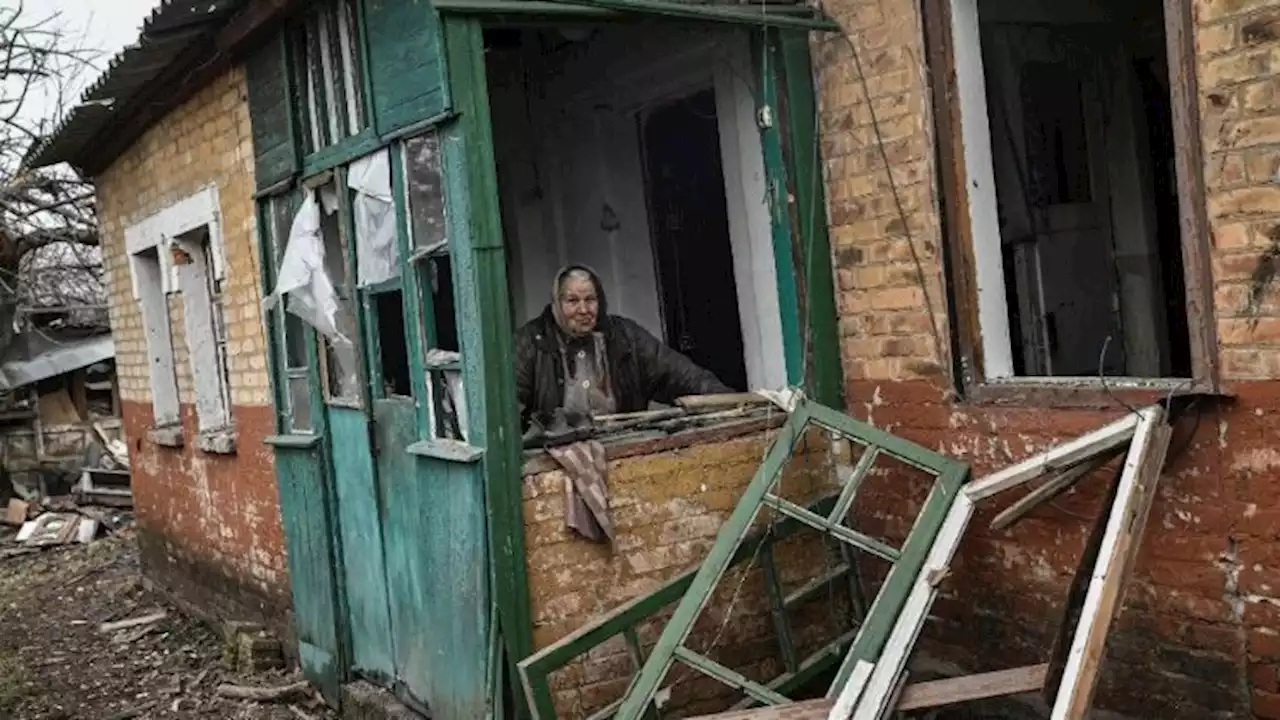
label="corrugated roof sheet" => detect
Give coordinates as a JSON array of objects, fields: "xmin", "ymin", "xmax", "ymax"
[
  {"xmin": 27, "ymin": 0, "xmax": 244, "ymax": 171},
  {"xmin": 0, "ymin": 333, "xmax": 115, "ymax": 391}
]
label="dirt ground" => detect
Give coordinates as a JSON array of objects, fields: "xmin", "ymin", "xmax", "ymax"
[{"xmin": 0, "ymin": 523, "xmax": 338, "ymax": 720}]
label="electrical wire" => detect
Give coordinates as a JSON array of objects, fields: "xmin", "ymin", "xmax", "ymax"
[{"xmin": 829, "ymin": 18, "xmax": 949, "ymax": 377}]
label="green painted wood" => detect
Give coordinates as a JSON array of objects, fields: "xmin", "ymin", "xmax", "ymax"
[
  {"xmin": 376, "ymin": 398, "xmax": 492, "ymax": 717},
  {"xmin": 538, "ymin": 0, "xmax": 838, "ymax": 28},
  {"xmin": 301, "ymin": 128, "xmax": 383, "ymax": 181},
  {"xmin": 755, "ymin": 34, "xmax": 803, "ymax": 387},
  {"xmin": 777, "ymin": 30, "xmax": 842, "ymax": 408},
  {"xmin": 406, "ymin": 438, "xmax": 485, "ymax": 462},
  {"xmin": 328, "ymin": 406, "xmax": 397, "ymax": 682},
  {"xmin": 365, "ymin": 0, "xmax": 449, "ymax": 136},
  {"xmin": 274, "ymin": 447, "xmax": 344, "ymax": 704},
  {"xmin": 673, "ymin": 648, "xmax": 791, "ymax": 705},
  {"xmin": 612, "ymin": 400, "xmax": 968, "ymax": 719},
  {"xmin": 518, "ymin": 495, "xmax": 844, "ymax": 720},
  {"xmin": 758, "ymin": 542, "xmax": 797, "ymax": 674},
  {"xmin": 761, "ymin": 493, "xmax": 900, "ymax": 561},
  {"xmin": 441, "ymin": 16, "xmax": 533, "ymax": 715},
  {"xmin": 264, "ymin": 434, "xmax": 324, "ymax": 449},
  {"xmin": 245, "ymin": 35, "xmax": 299, "ymax": 190}
]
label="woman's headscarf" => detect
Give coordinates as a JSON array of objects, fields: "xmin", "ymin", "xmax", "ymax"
[{"xmin": 550, "ymin": 264, "xmax": 609, "ymax": 336}]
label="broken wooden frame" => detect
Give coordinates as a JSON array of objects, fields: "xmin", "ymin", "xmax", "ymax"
[
  {"xmin": 826, "ymin": 404, "xmax": 1172, "ymax": 719},
  {"xmin": 518, "ymin": 494, "xmax": 859, "ymax": 720},
  {"xmin": 604, "ymin": 400, "xmax": 969, "ymax": 720}
]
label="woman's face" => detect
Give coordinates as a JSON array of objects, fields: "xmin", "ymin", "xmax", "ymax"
[{"xmin": 558, "ymin": 274, "xmax": 599, "ymax": 336}]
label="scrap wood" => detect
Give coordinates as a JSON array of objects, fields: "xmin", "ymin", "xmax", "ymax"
[
  {"xmin": 676, "ymin": 393, "xmax": 771, "ymax": 411},
  {"xmin": 1048, "ymin": 405, "xmax": 1171, "ymax": 719},
  {"xmin": 99, "ymin": 610, "xmax": 168, "ymax": 634},
  {"xmin": 215, "ymin": 680, "xmax": 311, "ymax": 702},
  {"xmin": 4, "ymin": 498, "xmax": 28, "ymax": 526},
  {"xmin": 989, "ymin": 444, "xmax": 1127, "ymax": 531},
  {"xmin": 687, "ymin": 664, "xmax": 1049, "ymax": 719}
]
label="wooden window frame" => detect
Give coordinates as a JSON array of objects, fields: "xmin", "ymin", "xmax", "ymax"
[{"xmin": 921, "ymin": 0, "xmax": 1219, "ymax": 408}]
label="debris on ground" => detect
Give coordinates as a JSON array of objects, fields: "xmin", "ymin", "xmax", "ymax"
[{"xmin": 0, "ymin": 526, "xmax": 338, "ymax": 719}]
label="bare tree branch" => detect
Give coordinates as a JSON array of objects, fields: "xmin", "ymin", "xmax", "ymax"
[{"xmin": 0, "ymin": 3, "xmax": 105, "ymax": 337}]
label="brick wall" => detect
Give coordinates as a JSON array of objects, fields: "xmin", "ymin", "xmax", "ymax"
[
  {"xmin": 95, "ymin": 68, "xmax": 288, "ymax": 628},
  {"xmin": 523, "ymin": 429, "xmax": 878, "ymax": 718},
  {"xmin": 814, "ymin": 0, "xmax": 1280, "ymax": 716}
]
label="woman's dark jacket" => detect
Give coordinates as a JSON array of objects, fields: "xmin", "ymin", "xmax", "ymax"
[{"xmin": 514, "ymin": 305, "xmax": 732, "ymax": 429}]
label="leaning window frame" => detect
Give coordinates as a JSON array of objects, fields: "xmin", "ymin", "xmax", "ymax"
[{"xmin": 921, "ymin": 0, "xmax": 1219, "ymax": 406}]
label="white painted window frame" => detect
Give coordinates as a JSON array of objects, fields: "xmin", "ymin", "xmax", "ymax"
[{"xmin": 125, "ymin": 186, "xmax": 232, "ymax": 437}]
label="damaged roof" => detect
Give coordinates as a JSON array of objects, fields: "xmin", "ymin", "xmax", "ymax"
[
  {"xmin": 26, "ymin": 0, "xmax": 245, "ymax": 174},
  {"xmin": 0, "ymin": 332, "xmax": 115, "ymax": 391}
]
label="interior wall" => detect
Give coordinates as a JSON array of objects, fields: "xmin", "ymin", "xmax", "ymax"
[
  {"xmin": 489, "ymin": 25, "xmax": 789, "ymax": 390},
  {"xmin": 975, "ymin": 0, "xmax": 1175, "ymax": 377}
]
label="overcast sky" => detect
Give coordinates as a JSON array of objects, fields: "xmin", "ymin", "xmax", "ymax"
[{"xmin": 15, "ymin": 0, "xmax": 158, "ymax": 124}]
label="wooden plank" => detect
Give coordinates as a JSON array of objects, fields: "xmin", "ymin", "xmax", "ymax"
[
  {"xmin": 989, "ymin": 445, "xmax": 1126, "ymax": 531},
  {"xmin": 690, "ymin": 665, "xmax": 1047, "ymax": 719},
  {"xmin": 1050, "ymin": 406, "xmax": 1172, "ymax": 719},
  {"xmin": 963, "ymin": 412, "xmax": 1141, "ymax": 501},
  {"xmin": 1162, "ymin": 0, "xmax": 1220, "ymax": 391},
  {"xmin": 844, "ymin": 494, "xmax": 976, "ymax": 720},
  {"xmin": 897, "ymin": 664, "xmax": 1048, "ymax": 711},
  {"xmin": 676, "ymin": 393, "xmax": 771, "ymax": 411},
  {"xmin": 828, "ymin": 660, "xmax": 874, "ymax": 720}
]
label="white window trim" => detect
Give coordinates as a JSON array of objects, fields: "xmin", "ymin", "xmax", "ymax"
[{"xmin": 125, "ymin": 186, "xmax": 233, "ymax": 441}]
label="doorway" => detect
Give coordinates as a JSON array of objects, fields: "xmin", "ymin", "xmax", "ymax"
[
  {"xmin": 487, "ymin": 24, "xmax": 789, "ymax": 393},
  {"xmin": 642, "ymin": 88, "xmax": 748, "ymax": 391}
]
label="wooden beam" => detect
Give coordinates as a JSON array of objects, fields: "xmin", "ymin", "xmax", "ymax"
[
  {"xmin": 687, "ymin": 665, "xmax": 1048, "ymax": 719},
  {"xmin": 989, "ymin": 445, "xmax": 1126, "ymax": 531},
  {"xmin": 898, "ymin": 664, "xmax": 1049, "ymax": 711},
  {"xmin": 1049, "ymin": 405, "xmax": 1172, "ymax": 719},
  {"xmin": 963, "ymin": 412, "xmax": 1141, "ymax": 501}
]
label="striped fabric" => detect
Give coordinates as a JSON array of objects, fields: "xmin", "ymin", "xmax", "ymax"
[{"xmin": 547, "ymin": 439, "xmax": 615, "ymax": 545}]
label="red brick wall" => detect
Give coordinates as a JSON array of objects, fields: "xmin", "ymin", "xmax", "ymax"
[{"xmin": 814, "ymin": 0, "xmax": 1280, "ymax": 715}]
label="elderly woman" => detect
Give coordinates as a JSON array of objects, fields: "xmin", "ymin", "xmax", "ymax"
[{"xmin": 514, "ymin": 264, "xmax": 731, "ymax": 429}]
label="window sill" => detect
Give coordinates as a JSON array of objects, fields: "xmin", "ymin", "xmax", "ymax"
[
  {"xmin": 964, "ymin": 377, "xmax": 1228, "ymax": 409},
  {"xmin": 147, "ymin": 425, "xmax": 184, "ymax": 448},
  {"xmin": 407, "ymin": 438, "xmax": 485, "ymax": 463},
  {"xmin": 196, "ymin": 429, "xmax": 238, "ymax": 455},
  {"xmin": 264, "ymin": 434, "xmax": 322, "ymax": 450},
  {"xmin": 520, "ymin": 413, "xmax": 786, "ymax": 476}
]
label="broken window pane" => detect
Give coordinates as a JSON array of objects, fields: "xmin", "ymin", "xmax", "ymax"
[
  {"xmin": 293, "ymin": 0, "xmax": 366, "ymax": 154},
  {"xmin": 405, "ymin": 132, "xmax": 446, "ymax": 252},
  {"xmin": 288, "ymin": 373, "xmax": 313, "ymax": 432},
  {"xmin": 374, "ymin": 290, "xmax": 411, "ymax": 398},
  {"xmin": 319, "ymin": 188, "xmax": 362, "ymax": 402},
  {"xmin": 424, "ymin": 254, "xmax": 458, "ymax": 353}
]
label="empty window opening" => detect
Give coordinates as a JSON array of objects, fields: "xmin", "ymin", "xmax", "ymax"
[
  {"xmin": 642, "ymin": 88, "xmax": 748, "ymax": 391},
  {"xmin": 403, "ymin": 131, "xmax": 460, "ymax": 353},
  {"xmin": 318, "ymin": 183, "xmax": 362, "ymax": 402},
  {"xmin": 374, "ymin": 290, "xmax": 412, "ymax": 397},
  {"xmin": 486, "ymin": 24, "xmax": 788, "ymax": 395},
  {"xmin": 956, "ymin": 0, "xmax": 1191, "ymax": 379}
]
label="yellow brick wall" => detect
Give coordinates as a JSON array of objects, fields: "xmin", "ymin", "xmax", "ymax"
[
  {"xmin": 97, "ymin": 67, "xmax": 269, "ymax": 409},
  {"xmin": 92, "ymin": 67, "xmax": 289, "ymax": 615},
  {"xmin": 522, "ymin": 430, "xmax": 864, "ymax": 718}
]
